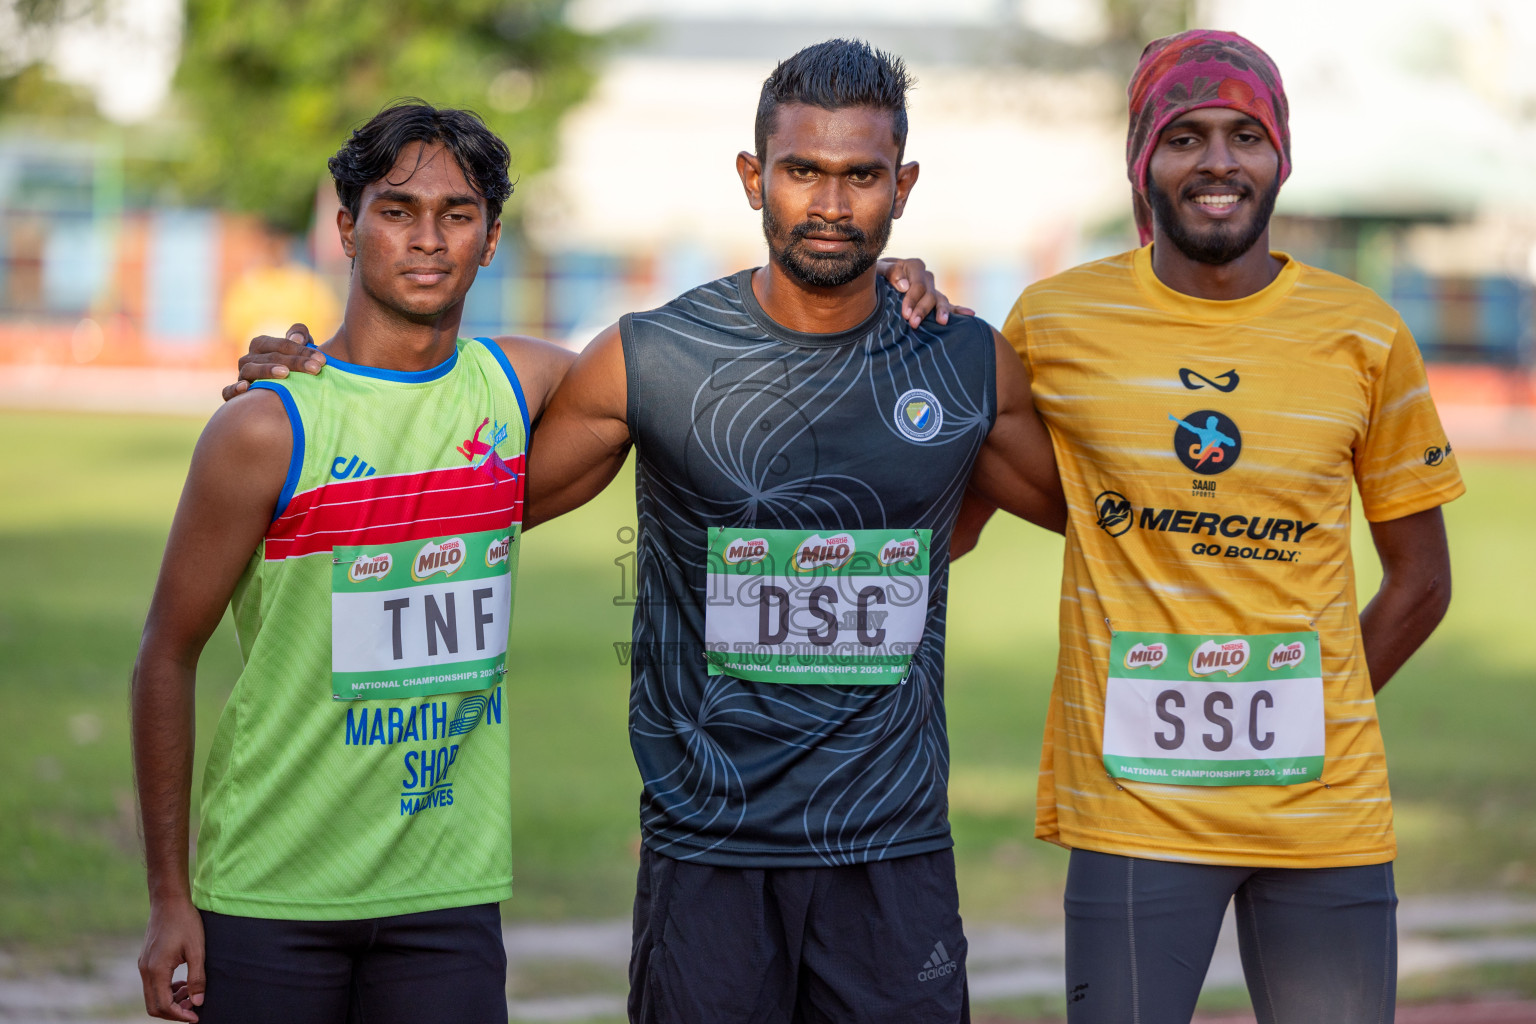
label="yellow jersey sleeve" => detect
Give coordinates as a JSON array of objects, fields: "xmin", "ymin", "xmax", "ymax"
[{"xmin": 1355, "ymin": 318, "xmax": 1466, "ymax": 522}]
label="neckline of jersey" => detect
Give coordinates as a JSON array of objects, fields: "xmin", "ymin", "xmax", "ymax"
[
  {"xmin": 321, "ymin": 343, "xmax": 461, "ymax": 383},
  {"xmin": 733, "ymin": 268, "xmax": 887, "ymax": 348},
  {"xmin": 1131, "ymin": 244, "xmax": 1302, "ymax": 321}
]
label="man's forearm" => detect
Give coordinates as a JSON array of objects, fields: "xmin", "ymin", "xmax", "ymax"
[
  {"xmin": 131, "ymin": 652, "xmax": 198, "ymax": 901},
  {"xmin": 1359, "ymin": 572, "xmax": 1450, "ymax": 693}
]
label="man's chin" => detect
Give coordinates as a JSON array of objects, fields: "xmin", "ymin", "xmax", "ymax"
[
  {"xmin": 1168, "ymin": 219, "xmax": 1266, "ymax": 266},
  {"xmin": 775, "ymin": 248, "xmax": 876, "ymax": 289}
]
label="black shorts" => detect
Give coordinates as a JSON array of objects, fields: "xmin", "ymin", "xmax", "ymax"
[
  {"xmin": 197, "ymin": 903, "xmax": 507, "ymax": 1024},
  {"xmin": 629, "ymin": 845, "xmax": 969, "ymax": 1024}
]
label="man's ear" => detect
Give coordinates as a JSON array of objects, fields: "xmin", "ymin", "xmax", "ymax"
[
  {"xmin": 891, "ymin": 161, "xmax": 920, "ymax": 220},
  {"xmin": 480, "ymin": 218, "xmax": 502, "ymax": 268},
  {"xmin": 736, "ymin": 151, "xmax": 765, "ymax": 211},
  {"xmin": 337, "ymin": 207, "xmax": 357, "ymax": 260}
]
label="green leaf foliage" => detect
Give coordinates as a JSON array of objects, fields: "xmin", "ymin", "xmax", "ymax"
[{"xmin": 171, "ymin": 0, "xmax": 602, "ymax": 231}]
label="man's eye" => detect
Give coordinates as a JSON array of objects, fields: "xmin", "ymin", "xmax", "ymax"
[
  {"xmin": 789, "ymin": 167, "xmax": 815, "ymax": 179},
  {"xmin": 849, "ymin": 172, "xmax": 874, "ymax": 183}
]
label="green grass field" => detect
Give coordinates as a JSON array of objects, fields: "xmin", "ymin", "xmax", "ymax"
[{"xmin": 1, "ymin": 409, "xmax": 1533, "ymax": 949}]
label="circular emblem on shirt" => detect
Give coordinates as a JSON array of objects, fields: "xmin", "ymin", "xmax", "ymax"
[
  {"xmin": 894, "ymin": 389, "xmax": 943, "ymax": 443},
  {"xmin": 1171, "ymin": 409, "xmax": 1242, "ymax": 475}
]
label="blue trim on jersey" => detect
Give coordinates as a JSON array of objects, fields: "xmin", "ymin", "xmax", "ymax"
[
  {"xmin": 324, "ymin": 347, "xmax": 459, "ymax": 383},
  {"xmin": 250, "ymin": 382, "xmax": 304, "ymax": 522},
  {"xmin": 475, "ymin": 336, "xmax": 531, "ymax": 438}
]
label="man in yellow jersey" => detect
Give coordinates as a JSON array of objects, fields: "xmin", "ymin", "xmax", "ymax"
[
  {"xmin": 968, "ymin": 29, "xmax": 1463, "ymax": 1024},
  {"xmin": 131, "ymin": 104, "xmax": 575, "ymax": 1023}
]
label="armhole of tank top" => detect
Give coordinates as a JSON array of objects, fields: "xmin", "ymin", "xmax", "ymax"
[
  {"xmin": 618, "ymin": 313, "xmax": 640, "ymax": 439},
  {"xmin": 981, "ymin": 320, "xmax": 999, "ymax": 432},
  {"xmin": 248, "ymin": 381, "xmax": 305, "ymax": 523},
  {"xmin": 474, "ymin": 337, "xmax": 530, "ymax": 441}
]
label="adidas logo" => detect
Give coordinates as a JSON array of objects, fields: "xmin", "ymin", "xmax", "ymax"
[{"xmin": 916, "ymin": 940, "xmax": 960, "ymax": 982}]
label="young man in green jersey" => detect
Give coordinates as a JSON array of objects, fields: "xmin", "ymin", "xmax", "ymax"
[{"xmin": 132, "ymin": 103, "xmax": 574, "ymax": 1023}]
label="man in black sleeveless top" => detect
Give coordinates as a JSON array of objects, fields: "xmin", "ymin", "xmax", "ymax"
[
  {"xmin": 229, "ymin": 39, "xmax": 1065, "ymax": 1024},
  {"xmin": 524, "ymin": 40, "xmax": 1064, "ymax": 1024}
]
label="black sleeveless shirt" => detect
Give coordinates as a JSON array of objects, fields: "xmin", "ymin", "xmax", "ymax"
[{"xmin": 622, "ymin": 269, "xmax": 996, "ymax": 866}]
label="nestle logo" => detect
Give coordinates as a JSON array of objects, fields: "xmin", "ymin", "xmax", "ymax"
[{"xmin": 1095, "ymin": 491, "xmax": 1132, "ymax": 537}]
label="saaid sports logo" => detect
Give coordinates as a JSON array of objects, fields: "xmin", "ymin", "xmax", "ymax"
[
  {"xmin": 1169, "ymin": 410, "xmax": 1242, "ymax": 475},
  {"xmin": 793, "ymin": 533, "xmax": 855, "ymax": 572},
  {"xmin": 724, "ymin": 537, "xmax": 769, "ymax": 565},
  {"xmin": 1268, "ymin": 641, "xmax": 1305, "ymax": 670},
  {"xmin": 348, "ymin": 552, "xmax": 392, "ymax": 584},
  {"xmin": 1190, "ymin": 639, "xmax": 1250, "ymax": 677},
  {"xmin": 485, "ymin": 535, "xmax": 511, "ymax": 568},
  {"xmin": 878, "ymin": 537, "xmax": 920, "ymax": 566},
  {"xmin": 412, "ymin": 538, "xmax": 466, "ymax": 581},
  {"xmin": 1124, "ymin": 642, "xmax": 1167, "ymax": 670},
  {"xmin": 894, "ymin": 388, "xmax": 943, "ymax": 443}
]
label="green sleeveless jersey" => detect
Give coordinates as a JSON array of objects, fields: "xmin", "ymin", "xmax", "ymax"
[{"xmin": 192, "ymin": 338, "xmax": 528, "ymax": 919}]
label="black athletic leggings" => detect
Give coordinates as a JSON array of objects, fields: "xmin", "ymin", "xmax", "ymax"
[
  {"xmin": 197, "ymin": 903, "xmax": 507, "ymax": 1024},
  {"xmin": 1064, "ymin": 850, "xmax": 1397, "ymax": 1024}
]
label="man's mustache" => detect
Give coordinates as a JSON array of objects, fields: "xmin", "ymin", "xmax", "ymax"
[{"xmin": 788, "ymin": 220, "xmax": 868, "ymax": 246}]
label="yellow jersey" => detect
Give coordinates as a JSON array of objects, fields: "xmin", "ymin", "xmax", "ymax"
[{"xmin": 1001, "ymin": 246, "xmax": 1465, "ymax": 868}]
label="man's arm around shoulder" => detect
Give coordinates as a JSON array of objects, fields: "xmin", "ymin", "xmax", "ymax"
[
  {"xmin": 522, "ymin": 322, "xmax": 631, "ymax": 529},
  {"xmin": 956, "ymin": 328, "xmax": 1066, "ymax": 552},
  {"xmin": 132, "ymin": 390, "xmax": 290, "ymax": 1022},
  {"xmin": 488, "ymin": 334, "xmax": 577, "ymax": 424}
]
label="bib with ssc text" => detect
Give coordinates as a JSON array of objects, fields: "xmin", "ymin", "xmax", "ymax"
[
  {"xmin": 704, "ymin": 527, "xmax": 930, "ymax": 685},
  {"xmin": 331, "ymin": 528, "xmax": 516, "ymax": 700},
  {"xmin": 1102, "ymin": 631, "xmax": 1324, "ymax": 786}
]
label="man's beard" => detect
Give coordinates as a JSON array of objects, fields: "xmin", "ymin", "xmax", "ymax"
[
  {"xmin": 762, "ymin": 196, "xmax": 892, "ymax": 288},
  {"xmin": 1147, "ymin": 175, "xmax": 1279, "ymax": 265}
]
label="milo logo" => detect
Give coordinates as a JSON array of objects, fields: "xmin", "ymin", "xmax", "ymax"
[
  {"xmin": 348, "ymin": 552, "xmax": 393, "ymax": 584},
  {"xmin": 486, "ymin": 535, "xmax": 511, "ymax": 568},
  {"xmin": 412, "ymin": 537, "xmax": 466, "ymax": 581},
  {"xmin": 1124, "ymin": 641, "xmax": 1167, "ymax": 671},
  {"xmin": 793, "ymin": 533, "xmax": 854, "ymax": 572},
  {"xmin": 1268, "ymin": 640, "xmax": 1305, "ymax": 670},
  {"xmin": 878, "ymin": 538, "xmax": 920, "ymax": 567},
  {"xmin": 1190, "ymin": 638, "xmax": 1250, "ymax": 677},
  {"xmin": 724, "ymin": 537, "xmax": 768, "ymax": 566}
]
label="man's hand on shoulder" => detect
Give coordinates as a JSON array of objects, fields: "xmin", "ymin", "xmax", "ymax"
[
  {"xmin": 877, "ymin": 257, "xmax": 975, "ymax": 328},
  {"xmin": 489, "ymin": 335, "xmax": 577, "ymax": 423},
  {"xmin": 224, "ymin": 324, "xmax": 326, "ymax": 402}
]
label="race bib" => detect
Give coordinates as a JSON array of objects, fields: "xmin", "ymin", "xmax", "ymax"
[
  {"xmin": 331, "ymin": 528, "xmax": 516, "ymax": 700},
  {"xmin": 703, "ymin": 527, "xmax": 930, "ymax": 685},
  {"xmin": 1101, "ymin": 631, "xmax": 1324, "ymax": 786}
]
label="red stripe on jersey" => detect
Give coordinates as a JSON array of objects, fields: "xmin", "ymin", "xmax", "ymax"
[{"xmin": 265, "ymin": 460, "xmax": 524, "ymax": 561}]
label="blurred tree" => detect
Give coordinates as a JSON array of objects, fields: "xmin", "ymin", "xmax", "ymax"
[
  {"xmin": 171, "ymin": 0, "xmax": 603, "ymax": 231},
  {"xmin": 1011, "ymin": 0, "xmax": 1198, "ymax": 77},
  {"xmin": 0, "ymin": 0, "xmax": 108, "ymax": 122},
  {"xmin": 1099, "ymin": 0, "xmax": 1198, "ymax": 71}
]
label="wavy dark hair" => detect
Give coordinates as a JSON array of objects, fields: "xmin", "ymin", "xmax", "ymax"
[
  {"xmin": 328, "ymin": 101, "xmax": 513, "ymax": 223},
  {"xmin": 754, "ymin": 39, "xmax": 913, "ymax": 162}
]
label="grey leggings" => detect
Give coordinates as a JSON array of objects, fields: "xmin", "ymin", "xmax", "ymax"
[{"xmin": 1064, "ymin": 849, "xmax": 1397, "ymax": 1024}]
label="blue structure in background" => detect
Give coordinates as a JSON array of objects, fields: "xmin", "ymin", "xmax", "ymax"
[
  {"xmin": 146, "ymin": 210, "xmax": 218, "ymax": 345},
  {"xmin": 1392, "ymin": 270, "xmax": 1534, "ymax": 368}
]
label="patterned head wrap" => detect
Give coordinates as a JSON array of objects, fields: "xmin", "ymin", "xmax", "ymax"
[{"xmin": 1126, "ymin": 30, "xmax": 1290, "ymax": 244}]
